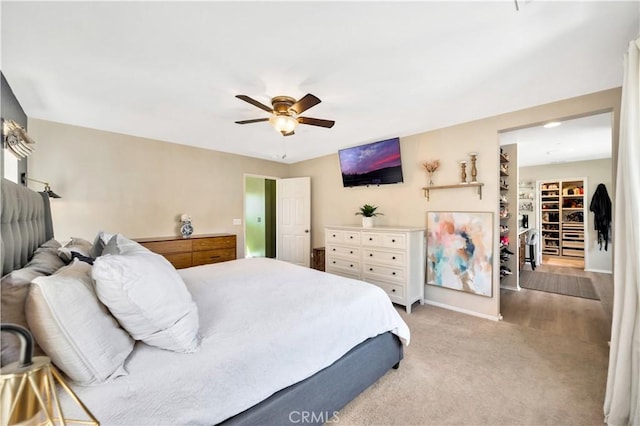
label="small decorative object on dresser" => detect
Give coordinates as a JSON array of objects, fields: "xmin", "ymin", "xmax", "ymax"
[
  {"xmin": 325, "ymin": 225, "xmax": 425, "ymax": 313},
  {"xmin": 136, "ymin": 234, "xmax": 236, "ymax": 269},
  {"xmin": 355, "ymin": 204, "xmax": 383, "ymax": 228},
  {"xmin": 180, "ymin": 214, "xmax": 193, "ymax": 238}
]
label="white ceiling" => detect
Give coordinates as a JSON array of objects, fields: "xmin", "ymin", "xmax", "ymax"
[
  {"xmin": 1, "ymin": 1, "xmax": 638, "ymax": 164},
  {"xmin": 500, "ymin": 112, "xmax": 613, "ymax": 167}
]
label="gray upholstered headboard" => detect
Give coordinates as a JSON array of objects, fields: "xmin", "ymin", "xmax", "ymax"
[{"xmin": 1, "ymin": 178, "xmax": 54, "ymax": 276}]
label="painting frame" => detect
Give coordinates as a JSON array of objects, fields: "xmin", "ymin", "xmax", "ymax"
[{"xmin": 426, "ymin": 211, "xmax": 494, "ymax": 297}]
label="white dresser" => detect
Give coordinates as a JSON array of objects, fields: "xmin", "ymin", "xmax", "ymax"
[{"xmin": 325, "ymin": 226, "xmax": 425, "ymax": 313}]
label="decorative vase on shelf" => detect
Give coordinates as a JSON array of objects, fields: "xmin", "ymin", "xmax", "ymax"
[{"xmin": 180, "ymin": 214, "xmax": 193, "ymax": 238}]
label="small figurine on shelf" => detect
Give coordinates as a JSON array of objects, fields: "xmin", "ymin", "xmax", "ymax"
[
  {"xmin": 459, "ymin": 160, "xmax": 468, "ymax": 184},
  {"xmin": 180, "ymin": 214, "xmax": 193, "ymax": 238},
  {"xmin": 421, "ymin": 159, "xmax": 440, "ymax": 186},
  {"xmin": 469, "ymin": 152, "xmax": 478, "ymax": 182}
]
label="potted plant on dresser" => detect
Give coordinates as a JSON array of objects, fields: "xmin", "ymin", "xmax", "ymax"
[{"xmin": 355, "ymin": 204, "xmax": 383, "ymax": 228}]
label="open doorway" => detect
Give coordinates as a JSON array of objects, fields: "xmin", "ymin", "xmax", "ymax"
[
  {"xmin": 244, "ymin": 175, "xmax": 277, "ymax": 258},
  {"xmin": 500, "ymin": 112, "xmax": 613, "ymax": 273},
  {"xmin": 499, "ymin": 111, "xmax": 614, "ymax": 345}
]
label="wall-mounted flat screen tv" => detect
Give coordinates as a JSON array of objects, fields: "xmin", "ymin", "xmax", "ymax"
[{"xmin": 338, "ymin": 137, "xmax": 404, "ymax": 187}]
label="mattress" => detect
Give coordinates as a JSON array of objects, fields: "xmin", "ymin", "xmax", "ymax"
[{"xmin": 66, "ymin": 258, "xmax": 410, "ymax": 424}]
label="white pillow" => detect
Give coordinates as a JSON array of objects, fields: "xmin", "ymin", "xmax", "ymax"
[
  {"xmin": 102, "ymin": 233, "xmax": 150, "ymax": 256},
  {"xmin": 92, "ymin": 251, "xmax": 200, "ymax": 353},
  {"xmin": 26, "ymin": 260, "xmax": 134, "ymax": 385}
]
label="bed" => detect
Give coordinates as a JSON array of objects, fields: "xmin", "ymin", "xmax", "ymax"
[{"xmin": 1, "ymin": 178, "xmax": 409, "ymax": 425}]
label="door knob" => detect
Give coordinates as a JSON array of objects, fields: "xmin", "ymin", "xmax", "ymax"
[{"xmin": 304, "ymin": 229, "xmax": 309, "ymax": 233}]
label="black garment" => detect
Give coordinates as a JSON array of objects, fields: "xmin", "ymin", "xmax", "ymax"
[{"xmin": 589, "ymin": 183, "xmax": 612, "ymax": 251}]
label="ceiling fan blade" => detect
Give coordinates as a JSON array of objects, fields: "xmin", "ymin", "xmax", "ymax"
[
  {"xmin": 282, "ymin": 130, "xmax": 295, "ymax": 136},
  {"xmin": 298, "ymin": 117, "xmax": 335, "ymax": 128},
  {"xmin": 235, "ymin": 118, "xmax": 270, "ymax": 124},
  {"xmin": 290, "ymin": 94, "xmax": 321, "ymax": 115},
  {"xmin": 236, "ymin": 95, "xmax": 273, "ymax": 113}
]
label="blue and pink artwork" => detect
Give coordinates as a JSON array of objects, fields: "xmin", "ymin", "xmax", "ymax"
[{"xmin": 426, "ymin": 211, "xmax": 493, "ymax": 297}]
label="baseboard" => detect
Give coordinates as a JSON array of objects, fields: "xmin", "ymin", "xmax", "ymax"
[
  {"xmin": 500, "ymin": 284, "xmax": 521, "ymax": 291},
  {"xmin": 585, "ymin": 268, "xmax": 612, "ymax": 274},
  {"xmin": 423, "ymin": 300, "xmax": 501, "ymax": 322}
]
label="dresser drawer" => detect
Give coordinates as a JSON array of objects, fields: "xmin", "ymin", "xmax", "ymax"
[
  {"xmin": 361, "ymin": 233, "xmax": 406, "ymax": 249},
  {"xmin": 141, "ymin": 239, "xmax": 191, "ymax": 254},
  {"xmin": 192, "ymin": 248, "xmax": 236, "ymax": 266},
  {"xmin": 326, "ymin": 245, "xmax": 360, "ymax": 259},
  {"xmin": 366, "ymin": 279, "xmax": 405, "ymax": 301},
  {"xmin": 193, "ymin": 236, "xmax": 236, "ymax": 251},
  {"xmin": 164, "ymin": 253, "xmax": 193, "ymax": 269},
  {"xmin": 326, "ymin": 267, "xmax": 360, "ymax": 281},
  {"xmin": 362, "ymin": 249, "xmax": 405, "ymax": 266},
  {"xmin": 363, "ymin": 264, "xmax": 405, "ymax": 282},
  {"xmin": 325, "ymin": 230, "xmax": 360, "ymax": 246},
  {"xmin": 326, "ymin": 256, "xmax": 360, "ymax": 274}
]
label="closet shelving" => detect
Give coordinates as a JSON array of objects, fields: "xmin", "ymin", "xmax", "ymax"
[
  {"xmin": 499, "ymin": 150, "xmax": 513, "ymax": 283},
  {"xmin": 540, "ymin": 181, "xmax": 560, "ymax": 255},
  {"xmin": 539, "ymin": 179, "xmax": 586, "ymax": 259},
  {"xmin": 518, "ymin": 181, "xmax": 535, "ymax": 212}
]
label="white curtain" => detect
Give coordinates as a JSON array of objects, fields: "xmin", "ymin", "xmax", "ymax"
[{"xmin": 604, "ymin": 37, "xmax": 640, "ymax": 426}]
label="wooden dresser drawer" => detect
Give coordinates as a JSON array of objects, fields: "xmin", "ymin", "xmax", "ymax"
[
  {"xmin": 193, "ymin": 236, "xmax": 236, "ymax": 251},
  {"xmin": 141, "ymin": 239, "xmax": 191, "ymax": 254},
  {"xmin": 192, "ymin": 248, "xmax": 236, "ymax": 266},
  {"xmin": 164, "ymin": 253, "xmax": 193, "ymax": 270},
  {"xmin": 135, "ymin": 234, "xmax": 236, "ymax": 269}
]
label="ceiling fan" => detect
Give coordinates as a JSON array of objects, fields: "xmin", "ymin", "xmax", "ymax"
[{"xmin": 235, "ymin": 93, "xmax": 335, "ymax": 136}]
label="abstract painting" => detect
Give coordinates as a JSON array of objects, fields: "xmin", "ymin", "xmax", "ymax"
[{"xmin": 426, "ymin": 211, "xmax": 493, "ymax": 297}]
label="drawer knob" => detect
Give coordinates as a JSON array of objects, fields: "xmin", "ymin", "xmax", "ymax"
[
  {"xmin": 332, "ymin": 261, "xmax": 336, "ymax": 264},
  {"xmin": 392, "ymin": 272, "xmax": 396, "ymax": 276},
  {"xmin": 369, "ymin": 253, "xmax": 373, "ymax": 257},
  {"xmin": 350, "ymin": 250, "xmax": 353, "ymax": 254},
  {"xmin": 332, "ymin": 248, "xmax": 336, "ymax": 251},
  {"xmin": 369, "ymin": 237, "xmax": 373, "ymax": 241},
  {"xmin": 392, "ymin": 289, "xmax": 396, "ymax": 293},
  {"xmin": 332, "ymin": 234, "xmax": 336, "ymax": 237},
  {"xmin": 369, "ymin": 268, "xmax": 373, "ymax": 271},
  {"xmin": 350, "ymin": 236, "xmax": 353, "ymax": 239},
  {"xmin": 392, "ymin": 256, "xmax": 396, "ymax": 260},
  {"xmin": 350, "ymin": 264, "xmax": 353, "ymax": 268}
]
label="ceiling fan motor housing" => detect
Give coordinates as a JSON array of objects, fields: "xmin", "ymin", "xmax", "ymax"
[{"xmin": 271, "ymin": 96, "xmax": 297, "ymax": 116}]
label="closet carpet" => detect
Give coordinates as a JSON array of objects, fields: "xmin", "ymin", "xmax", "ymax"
[{"xmin": 337, "ymin": 304, "xmax": 609, "ymax": 425}]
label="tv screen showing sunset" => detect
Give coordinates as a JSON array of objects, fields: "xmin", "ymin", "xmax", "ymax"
[{"xmin": 339, "ymin": 138, "xmax": 403, "ymax": 187}]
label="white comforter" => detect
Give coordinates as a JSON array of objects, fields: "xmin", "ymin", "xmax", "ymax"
[{"xmin": 69, "ymin": 258, "xmax": 410, "ymax": 425}]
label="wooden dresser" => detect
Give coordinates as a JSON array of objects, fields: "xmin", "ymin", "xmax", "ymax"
[
  {"xmin": 136, "ymin": 234, "xmax": 236, "ymax": 269},
  {"xmin": 325, "ymin": 226, "xmax": 425, "ymax": 313}
]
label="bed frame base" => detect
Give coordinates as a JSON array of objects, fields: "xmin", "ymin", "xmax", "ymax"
[{"xmin": 220, "ymin": 331, "xmax": 403, "ymax": 426}]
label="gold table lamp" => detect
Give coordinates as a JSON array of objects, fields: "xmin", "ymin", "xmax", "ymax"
[{"xmin": 0, "ymin": 324, "xmax": 99, "ymax": 426}]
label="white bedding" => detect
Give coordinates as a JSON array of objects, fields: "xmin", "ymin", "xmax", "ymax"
[{"xmin": 67, "ymin": 258, "xmax": 410, "ymax": 424}]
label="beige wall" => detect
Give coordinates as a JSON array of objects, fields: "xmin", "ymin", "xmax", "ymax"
[
  {"xmin": 26, "ymin": 88, "xmax": 620, "ymax": 320},
  {"xmin": 520, "ymin": 158, "xmax": 613, "ymax": 273},
  {"xmin": 291, "ymin": 88, "xmax": 621, "ymax": 320},
  {"xmin": 26, "ymin": 119, "xmax": 289, "ymax": 258}
]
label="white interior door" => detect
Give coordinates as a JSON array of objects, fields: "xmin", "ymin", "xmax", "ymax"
[{"xmin": 277, "ymin": 177, "xmax": 311, "ymax": 267}]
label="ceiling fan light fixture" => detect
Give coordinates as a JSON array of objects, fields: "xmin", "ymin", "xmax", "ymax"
[{"xmin": 269, "ymin": 114, "xmax": 298, "ymax": 134}]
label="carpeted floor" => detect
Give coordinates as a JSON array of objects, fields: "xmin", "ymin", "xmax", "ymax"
[
  {"xmin": 519, "ymin": 270, "xmax": 600, "ymax": 300},
  {"xmin": 337, "ymin": 304, "xmax": 609, "ymax": 425}
]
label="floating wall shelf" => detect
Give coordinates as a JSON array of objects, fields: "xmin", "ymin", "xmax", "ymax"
[{"xmin": 422, "ymin": 182, "xmax": 484, "ymax": 201}]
